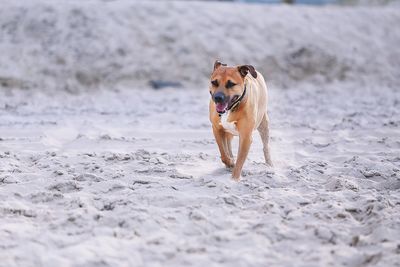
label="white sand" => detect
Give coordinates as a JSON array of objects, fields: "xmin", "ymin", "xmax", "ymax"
[
  {"xmin": 0, "ymin": 1, "xmax": 400, "ymax": 266},
  {"xmin": 1, "ymin": 83, "xmax": 399, "ymax": 266}
]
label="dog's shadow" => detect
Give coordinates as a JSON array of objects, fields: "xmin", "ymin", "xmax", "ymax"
[{"xmin": 209, "ymin": 167, "xmax": 232, "ymax": 176}]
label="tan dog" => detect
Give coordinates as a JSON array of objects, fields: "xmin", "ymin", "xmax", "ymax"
[{"xmin": 209, "ymin": 60, "xmax": 272, "ymax": 181}]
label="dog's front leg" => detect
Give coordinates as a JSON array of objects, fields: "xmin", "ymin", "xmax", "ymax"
[
  {"xmin": 212, "ymin": 126, "xmax": 234, "ymax": 168},
  {"xmin": 224, "ymin": 133, "xmax": 234, "ymax": 160},
  {"xmin": 232, "ymin": 129, "xmax": 252, "ymax": 181}
]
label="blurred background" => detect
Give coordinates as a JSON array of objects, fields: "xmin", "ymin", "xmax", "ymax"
[{"xmin": 1, "ymin": 0, "xmax": 399, "ymax": 93}]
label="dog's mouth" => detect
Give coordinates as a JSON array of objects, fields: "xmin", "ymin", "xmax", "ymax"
[
  {"xmin": 215, "ymin": 102, "xmax": 228, "ymax": 114},
  {"xmin": 215, "ymin": 95, "xmax": 240, "ymax": 114}
]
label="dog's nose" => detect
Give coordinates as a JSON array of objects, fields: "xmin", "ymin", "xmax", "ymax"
[{"xmin": 213, "ymin": 92, "xmax": 225, "ymax": 103}]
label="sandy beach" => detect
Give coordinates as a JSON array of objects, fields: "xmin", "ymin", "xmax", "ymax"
[
  {"xmin": 0, "ymin": 1, "xmax": 399, "ymax": 266},
  {"xmin": 1, "ymin": 83, "xmax": 399, "ymax": 266}
]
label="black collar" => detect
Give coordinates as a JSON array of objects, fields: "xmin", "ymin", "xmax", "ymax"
[
  {"xmin": 217, "ymin": 84, "xmax": 247, "ymax": 117},
  {"xmin": 227, "ymin": 84, "xmax": 247, "ymax": 112}
]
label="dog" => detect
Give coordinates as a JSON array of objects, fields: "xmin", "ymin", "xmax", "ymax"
[{"xmin": 209, "ymin": 60, "xmax": 272, "ymax": 181}]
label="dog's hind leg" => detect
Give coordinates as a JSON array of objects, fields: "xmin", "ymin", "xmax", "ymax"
[{"xmin": 258, "ymin": 113, "xmax": 273, "ymax": 166}]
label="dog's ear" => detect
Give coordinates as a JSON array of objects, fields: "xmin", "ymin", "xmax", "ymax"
[
  {"xmin": 238, "ymin": 65, "xmax": 257, "ymax": 78},
  {"xmin": 213, "ymin": 60, "xmax": 227, "ymax": 71}
]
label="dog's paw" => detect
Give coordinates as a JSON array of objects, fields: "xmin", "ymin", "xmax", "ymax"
[
  {"xmin": 231, "ymin": 174, "xmax": 241, "ymax": 182},
  {"xmin": 225, "ymin": 162, "xmax": 235, "ymax": 169},
  {"xmin": 231, "ymin": 168, "xmax": 242, "ymax": 181},
  {"xmin": 222, "ymin": 157, "xmax": 235, "ymax": 168},
  {"xmin": 266, "ymin": 159, "xmax": 273, "ymax": 167}
]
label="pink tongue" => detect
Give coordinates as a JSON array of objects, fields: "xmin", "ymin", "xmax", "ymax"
[{"xmin": 216, "ymin": 103, "xmax": 228, "ymax": 113}]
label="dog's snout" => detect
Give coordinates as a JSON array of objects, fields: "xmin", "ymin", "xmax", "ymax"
[{"xmin": 213, "ymin": 92, "xmax": 225, "ymax": 103}]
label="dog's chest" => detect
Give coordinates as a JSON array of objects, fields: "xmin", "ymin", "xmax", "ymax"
[{"xmin": 219, "ymin": 112, "xmax": 239, "ymax": 136}]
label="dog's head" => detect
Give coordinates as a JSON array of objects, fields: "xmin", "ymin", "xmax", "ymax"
[{"xmin": 209, "ymin": 60, "xmax": 257, "ymax": 114}]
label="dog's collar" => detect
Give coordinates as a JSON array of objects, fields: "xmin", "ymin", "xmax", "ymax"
[{"xmin": 227, "ymin": 84, "xmax": 247, "ymax": 111}]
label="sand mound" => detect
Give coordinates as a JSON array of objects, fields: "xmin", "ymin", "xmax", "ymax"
[{"xmin": 0, "ymin": 1, "xmax": 399, "ymax": 92}]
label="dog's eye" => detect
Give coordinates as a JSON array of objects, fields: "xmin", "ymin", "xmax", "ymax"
[
  {"xmin": 211, "ymin": 80, "xmax": 219, "ymax": 87},
  {"xmin": 226, "ymin": 80, "xmax": 236, "ymax": 89}
]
